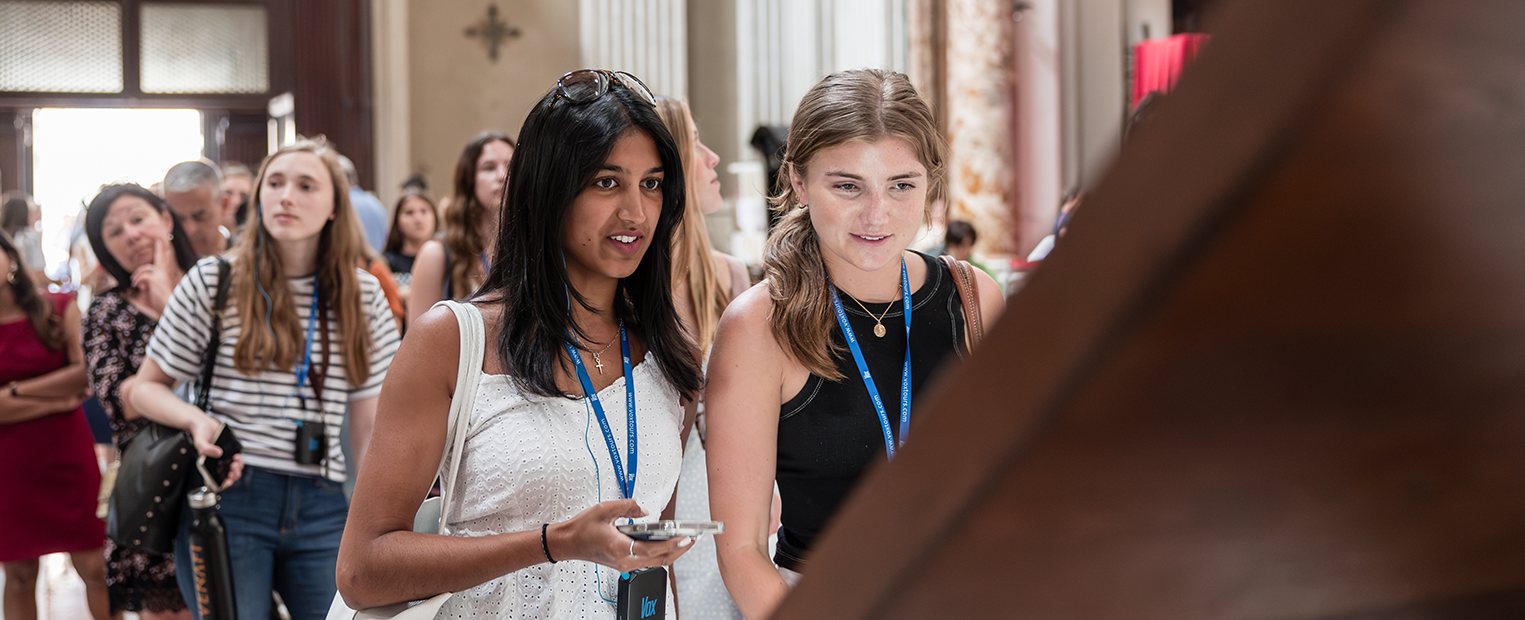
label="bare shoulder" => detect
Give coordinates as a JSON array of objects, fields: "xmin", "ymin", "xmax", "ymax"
[
  {"xmin": 717, "ymin": 280, "xmax": 774, "ymax": 333},
  {"xmin": 712, "ymin": 282, "xmax": 789, "ymax": 371},
  {"xmin": 393, "ymin": 304, "xmax": 461, "ymax": 375},
  {"xmin": 414, "ymin": 240, "xmax": 445, "ymax": 270}
]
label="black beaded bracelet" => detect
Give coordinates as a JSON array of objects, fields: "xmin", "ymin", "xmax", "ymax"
[{"xmin": 540, "ymin": 523, "xmax": 557, "ymax": 564}]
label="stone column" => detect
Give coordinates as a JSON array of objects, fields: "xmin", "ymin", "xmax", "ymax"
[{"xmin": 946, "ymin": 0, "xmax": 1017, "ymax": 257}]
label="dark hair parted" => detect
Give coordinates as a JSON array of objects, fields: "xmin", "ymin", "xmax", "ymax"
[
  {"xmin": 0, "ymin": 233, "xmax": 62, "ymax": 350},
  {"xmin": 474, "ymin": 77, "xmax": 701, "ymax": 401},
  {"xmin": 765, "ymin": 69, "xmax": 949, "ymax": 380},
  {"xmin": 84, "ymin": 184, "xmax": 199, "ymax": 295},
  {"xmin": 443, "ymin": 131, "xmax": 515, "ymax": 300}
]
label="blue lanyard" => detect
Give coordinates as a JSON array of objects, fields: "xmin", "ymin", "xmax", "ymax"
[
  {"xmin": 291, "ymin": 282, "xmax": 321, "ymax": 410},
  {"xmin": 828, "ymin": 258, "xmax": 912, "ymax": 461},
  {"xmin": 563, "ymin": 320, "xmax": 638, "ymax": 499},
  {"xmin": 480, "ymin": 252, "xmax": 491, "ymax": 277}
]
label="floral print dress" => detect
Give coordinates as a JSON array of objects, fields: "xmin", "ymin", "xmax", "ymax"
[{"xmin": 84, "ymin": 290, "xmax": 188, "ymax": 614}]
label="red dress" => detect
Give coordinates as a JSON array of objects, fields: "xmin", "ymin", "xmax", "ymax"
[{"xmin": 0, "ymin": 293, "xmax": 105, "ymax": 561}]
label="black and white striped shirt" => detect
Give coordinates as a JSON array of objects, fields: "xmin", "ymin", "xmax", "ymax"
[{"xmin": 146, "ymin": 257, "xmax": 401, "ymax": 482}]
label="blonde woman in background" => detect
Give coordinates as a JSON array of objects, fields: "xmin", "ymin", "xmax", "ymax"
[{"xmin": 655, "ymin": 96, "xmax": 756, "ymax": 617}]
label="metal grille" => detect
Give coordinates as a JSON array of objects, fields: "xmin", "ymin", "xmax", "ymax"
[
  {"xmin": 0, "ymin": 1, "xmax": 123, "ymax": 93},
  {"xmin": 140, "ymin": 3, "xmax": 268, "ymax": 94}
]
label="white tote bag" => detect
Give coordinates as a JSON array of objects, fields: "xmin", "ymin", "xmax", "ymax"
[{"xmin": 326, "ymin": 300, "xmax": 485, "ymax": 620}]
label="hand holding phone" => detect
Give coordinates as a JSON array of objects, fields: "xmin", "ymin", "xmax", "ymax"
[{"xmin": 196, "ymin": 424, "xmax": 243, "ymax": 490}]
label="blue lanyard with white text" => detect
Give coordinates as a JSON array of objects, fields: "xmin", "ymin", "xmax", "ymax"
[
  {"xmin": 563, "ymin": 321, "xmax": 638, "ymax": 499},
  {"xmin": 291, "ymin": 282, "xmax": 320, "ymax": 411},
  {"xmin": 829, "ymin": 258, "xmax": 912, "ymax": 461}
]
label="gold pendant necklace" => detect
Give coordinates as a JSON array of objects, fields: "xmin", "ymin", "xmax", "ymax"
[{"xmin": 847, "ymin": 287, "xmax": 899, "ymax": 338}]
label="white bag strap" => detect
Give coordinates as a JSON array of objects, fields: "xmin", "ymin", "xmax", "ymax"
[{"xmin": 435, "ymin": 300, "xmax": 485, "ymax": 534}]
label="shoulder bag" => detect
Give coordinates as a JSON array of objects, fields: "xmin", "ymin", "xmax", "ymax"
[
  {"xmin": 108, "ymin": 257, "xmax": 231, "ymax": 553},
  {"xmin": 937, "ymin": 255, "xmax": 985, "ymax": 351},
  {"xmin": 326, "ymin": 299, "xmax": 484, "ymax": 620}
]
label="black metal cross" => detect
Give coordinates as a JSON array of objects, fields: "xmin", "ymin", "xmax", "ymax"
[{"xmin": 465, "ymin": 5, "xmax": 521, "ymax": 62}]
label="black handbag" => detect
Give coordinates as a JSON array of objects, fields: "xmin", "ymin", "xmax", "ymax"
[{"xmin": 107, "ymin": 258, "xmax": 231, "ymax": 553}]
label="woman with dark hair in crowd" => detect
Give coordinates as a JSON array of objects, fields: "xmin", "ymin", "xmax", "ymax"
[
  {"xmin": 81, "ymin": 183, "xmax": 200, "ymax": 620},
  {"xmin": 2, "ymin": 192, "xmax": 46, "ymax": 282},
  {"xmin": 130, "ymin": 137, "xmax": 402, "ymax": 620},
  {"xmin": 406, "ymin": 131, "xmax": 515, "ymax": 326},
  {"xmin": 705, "ymin": 69, "xmax": 1006, "ymax": 619},
  {"xmin": 382, "ymin": 190, "xmax": 439, "ymax": 308},
  {"xmin": 339, "ymin": 70, "xmax": 701, "ymax": 618},
  {"xmin": 0, "ymin": 233, "xmax": 109, "ymax": 620}
]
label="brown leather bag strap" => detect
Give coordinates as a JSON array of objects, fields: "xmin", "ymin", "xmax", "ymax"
[{"xmin": 938, "ymin": 255, "xmax": 984, "ymax": 352}]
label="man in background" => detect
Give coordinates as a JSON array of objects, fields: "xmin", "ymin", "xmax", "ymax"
[
  {"xmin": 220, "ymin": 162, "xmax": 254, "ymax": 237},
  {"xmin": 337, "ymin": 155, "xmax": 387, "ymax": 253},
  {"xmin": 162, "ymin": 160, "xmax": 231, "ymax": 257}
]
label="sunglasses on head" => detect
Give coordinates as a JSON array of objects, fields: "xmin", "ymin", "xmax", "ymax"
[{"xmin": 551, "ymin": 69, "xmax": 656, "ymax": 110}]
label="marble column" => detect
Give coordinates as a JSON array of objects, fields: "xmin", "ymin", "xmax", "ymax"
[{"xmin": 946, "ymin": 0, "xmax": 1017, "ymax": 257}]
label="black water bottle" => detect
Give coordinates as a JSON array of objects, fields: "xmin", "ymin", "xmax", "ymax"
[{"xmin": 187, "ymin": 486, "xmax": 238, "ymax": 620}]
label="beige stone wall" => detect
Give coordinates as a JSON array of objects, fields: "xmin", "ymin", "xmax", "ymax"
[{"xmin": 406, "ymin": 0, "xmax": 581, "ymax": 201}]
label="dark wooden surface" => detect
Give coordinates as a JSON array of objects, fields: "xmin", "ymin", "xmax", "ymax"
[{"xmin": 771, "ymin": 0, "xmax": 1525, "ymax": 618}]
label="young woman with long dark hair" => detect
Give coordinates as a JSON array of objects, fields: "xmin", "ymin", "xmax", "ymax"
[
  {"xmin": 705, "ymin": 69, "xmax": 1006, "ymax": 619},
  {"xmin": 382, "ymin": 189, "xmax": 439, "ymax": 307},
  {"xmin": 0, "ymin": 233, "xmax": 108, "ymax": 620},
  {"xmin": 406, "ymin": 131, "xmax": 515, "ymax": 326},
  {"xmin": 130, "ymin": 138, "xmax": 402, "ymax": 620},
  {"xmin": 338, "ymin": 70, "xmax": 702, "ymax": 619}
]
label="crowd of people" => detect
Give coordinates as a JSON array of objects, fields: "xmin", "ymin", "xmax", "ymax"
[{"xmin": 1, "ymin": 67, "xmax": 1003, "ymax": 620}]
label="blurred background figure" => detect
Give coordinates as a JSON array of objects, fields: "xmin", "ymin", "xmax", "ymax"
[
  {"xmin": 161, "ymin": 161, "xmax": 231, "ymax": 258},
  {"xmin": 382, "ymin": 190, "xmax": 438, "ymax": 313},
  {"xmin": 2, "ymin": 192, "xmax": 47, "ymax": 283},
  {"xmin": 1027, "ymin": 189, "xmax": 1081, "ymax": 263},
  {"xmin": 0, "ymin": 233, "xmax": 109, "ymax": 620},
  {"xmin": 338, "ymin": 154, "xmax": 388, "ymax": 253},
  {"xmin": 406, "ymin": 131, "xmax": 514, "ymax": 327},
  {"xmin": 942, "ymin": 219, "xmax": 1001, "ymax": 291},
  {"xmin": 219, "ymin": 162, "xmax": 255, "ymax": 237},
  {"xmin": 81, "ymin": 183, "xmax": 200, "ymax": 620}
]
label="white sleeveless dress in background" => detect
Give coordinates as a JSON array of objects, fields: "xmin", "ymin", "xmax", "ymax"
[{"xmin": 436, "ymin": 350, "xmax": 684, "ymax": 620}]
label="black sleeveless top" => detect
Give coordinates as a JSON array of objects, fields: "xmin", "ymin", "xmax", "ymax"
[{"xmin": 774, "ymin": 250, "xmax": 970, "ymax": 570}]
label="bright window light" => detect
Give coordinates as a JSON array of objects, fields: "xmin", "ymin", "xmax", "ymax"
[{"xmin": 31, "ymin": 108, "xmax": 204, "ymax": 278}]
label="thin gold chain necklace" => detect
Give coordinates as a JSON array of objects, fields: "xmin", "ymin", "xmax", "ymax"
[{"xmin": 845, "ymin": 285, "xmax": 901, "ymax": 338}]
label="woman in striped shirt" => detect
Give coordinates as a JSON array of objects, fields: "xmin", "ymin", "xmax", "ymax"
[{"xmin": 130, "ymin": 137, "xmax": 402, "ymax": 620}]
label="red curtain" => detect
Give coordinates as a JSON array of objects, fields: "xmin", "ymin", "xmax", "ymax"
[{"xmin": 1132, "ymin": 34, "xmax": 1210, "ymax": 109}]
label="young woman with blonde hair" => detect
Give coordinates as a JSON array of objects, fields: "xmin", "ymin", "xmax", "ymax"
[
  {"xmin": 653, "ymin": 97, "xmax": 750, "ymax": 359},
  {"xmin": 130, "ymin": 137, "xmax": 402, "ymax": 620},
  {"xmin": 705, "ymin": 69, "xmax": 1005, "ymax": 619}
]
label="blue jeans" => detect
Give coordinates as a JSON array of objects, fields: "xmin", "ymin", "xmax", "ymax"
[{"xmin": 175, "ymin": 466, "xmax": 348, "ymax": 620}]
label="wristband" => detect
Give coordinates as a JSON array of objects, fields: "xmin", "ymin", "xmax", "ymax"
[
  {"xmin": 540, "ymin": 523, "xmax": 557, "ymax": 564},
  {"xmin": 7, "ymin": 381, "xmax": 17, "ymax": 397}
]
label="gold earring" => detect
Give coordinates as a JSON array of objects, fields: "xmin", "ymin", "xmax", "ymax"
[{"xmin": 6, "ymin": 266, "xmax": 15, "ymax": 284}]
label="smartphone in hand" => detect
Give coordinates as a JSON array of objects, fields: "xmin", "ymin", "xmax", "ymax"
[
  {"xmin": 617, "ymin": 520, "xmax": 724, "ymax": 541},
  {"xmin": 197, "ymin": 424, "xmax": 243, "ymax": 489}
]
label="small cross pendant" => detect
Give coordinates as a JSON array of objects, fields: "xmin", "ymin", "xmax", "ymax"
[{"xmin": 594, "ymin": 357, "xmax": 605, "ymax": 374}]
